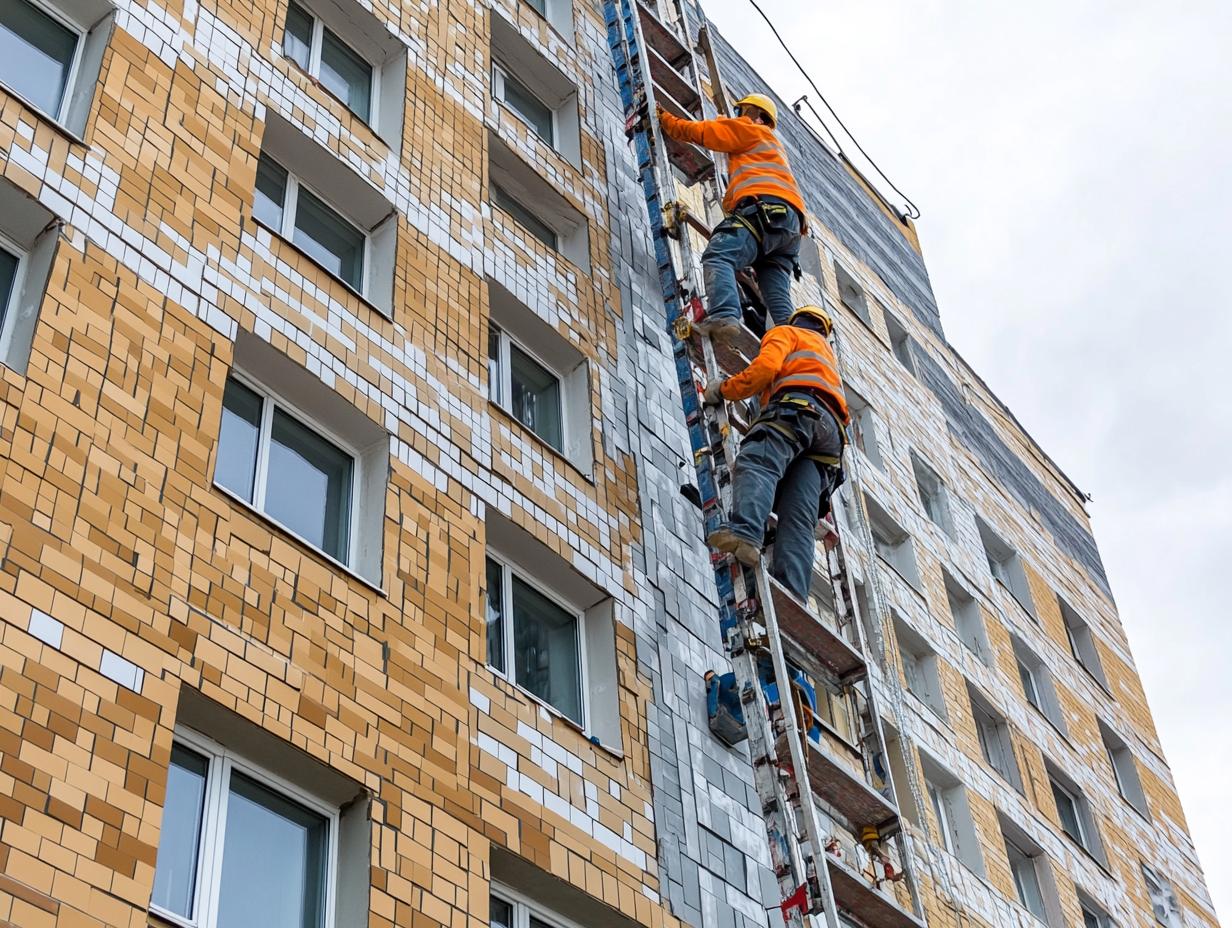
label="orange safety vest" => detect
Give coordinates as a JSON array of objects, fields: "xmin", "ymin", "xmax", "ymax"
[
  {"xmin": 658, "ymin": 111, "xmax": 807, "ymax": 229},
  {"xmin": 720, "ymin": 325, "xmax": 849, "ymax": 424}
]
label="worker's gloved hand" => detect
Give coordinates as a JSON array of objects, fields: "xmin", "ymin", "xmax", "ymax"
[
  {"xmin": 655, "ymin": 102, "xmax": 667, "ymax": 124},
  {"xmin": 702, "ymin": 378, "xmax": 726, "ymax": 406}
]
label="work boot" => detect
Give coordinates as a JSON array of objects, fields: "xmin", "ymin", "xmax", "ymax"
[
  {"xmin": 707, "ymin": 525, "xmax": 762, "ymax": 566},
  {"xmin": 692, "ymin": 315, "xmax": 740, "ymax": 346}
]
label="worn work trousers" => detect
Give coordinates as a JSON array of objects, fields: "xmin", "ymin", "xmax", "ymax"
[
  {"xmin": 727, "ymin": 396, "xmax": 843, "ymax": 600},
  {"xmin": 701, "ymin": 196, "xmax": 801, "ymax": 327}
]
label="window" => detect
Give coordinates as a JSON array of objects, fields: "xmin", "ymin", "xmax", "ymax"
[
  {"xmin": 1046, "ymin": 761, "xmax": 1108, "ymax": 865},
  {"xmin": 865, "ymin": 495, "xmax": 921, "ymax": 589},
  {"xmin": 493, "ymin": 65, "xmax": 554, "ymax": 144},
  {"xmin": 254, "ymin": 152, "xmax": 367, "ymax": 292},
  {"xmin": 489, "ymin": 133, "xmax": 589, "ymax": 269},
  {"xmin": 1059, "ymin": 595, "xmax": 1108, "ymax": 688},
  {"xmin": 492, "ymin": 182, "xmax": 558, "ymax": 250},
  {"xmin": 485, "ymin": 554, "xmax": 583, "ymax": 724},
  {"xmin": 490, "ymin": 14, "xmax": 581, "ymax": 163},
  {"xmin": 0, "ymin": 180, "xmax": 60, "ymax": 374},
  {"xmin": 1141, "ymin": 864, "xmax": 1182, "ymax": 927},
  {"xmin": 1077, "ymin": 891, "xmax": 1112, "ymax": 928},
  {"xmin": 845, "ymin": 387, "xmax": 883, "ymax": 469},
  {"xmin": 1100, "ymin": 721, "xmax": 1149, "ymax": 817},
  {"xmin": 487, "ymin": 279, "xmax": 593, "ymax": 471},
  {"xmin": 152, "ymin": 730, "xmax": 345, "ymax": 928},
  {"xmin": 1010, "ymin": 635, "xmax": 1067, "ymax": 734},
  {"xmin": 833, "ymin": 262, "xmax": 872, "ymax": 327},
  {"xmin": 910, "ymin": 451, "xmax": 952, "ymax": 535},
  {"xmin": 967, "ymin": 683, "xmax": 1023, "ymax": 791},
  {"xmin": 884, "ymin": 309, "xmax": 917, "ymax": 375},
  {"xmin": 944, "ymin": 569, "xmax": 991, "ymax": 665},
  {"xmin": 215, "ymin": 334, "xmax": 388, "ymax": 583},
  {"xmin": 976, "ymin": 517, "xmax": 1036, "ymax": 617},
  {"xmin": 484, "ymin": 514, "xmax": 620, "ymax": 747},
  {"xmin": 893, "ymin": 613, "xmax": 946, "ymax": 720},
  {"xmin": 999, "ymin": 813, "xmax": 1060, "ymax": 926},
  {"xmin": 1048, "ymin": 773, "xmax": 1089, "ymax": 849},
  {"xmin": 0, "ymin": 0, "xmax": 112, "ymax": 134},
  {"xmin": 284, "ymin": 1, "xmax": 373, "ymax": 121},
  {"xmin": 522, "ymin": 0, "xmax": 547, "ymax": 14},
  {"xmin": 920, "ymin": 753, "xmax": 984, "ymax": 874}
]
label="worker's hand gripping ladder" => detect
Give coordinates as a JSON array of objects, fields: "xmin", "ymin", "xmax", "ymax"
[{"xmin": 604, "ymin": 1, "xmax": 926, "ymax": 925}]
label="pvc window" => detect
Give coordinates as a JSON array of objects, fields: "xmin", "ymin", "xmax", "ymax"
[
  {"xmin": 1100, "ymin": 721, "xmax": 1149, "ymax": 817},
  {"xmin": 944, "ymin": 569, "xmax": 991, "ymax": 665},
  {"xmin": 1048, "ymin": 774, "xmax": 1088, "ymax": 848},
  {"xmin": 1058, "ymin": 594, "xmax": 1108, "ymax": 689},
  {"xmin": 490, "ymin": 884, "xmax": 580, "ymax": 928},
  {"xmin": 493, "ymin": 63, "xmax": 554, "ymax": 146},
  {"xmin": 976, "ymin": 516, "xmax": 1036, "ymax": 618},
  {"xmin": 485, "ymin": 554, "xmax": 585, "ymax": 726},
  {"xmin": 521, "ymin": 0, "xmax": 547, "ymax": 16},
  {"xmin": 967, "ymin": 682, "xmax": 1023, "ymax": 791},
  {"xmin": 1141, "ymin": 863, "xmax": 1183, "ymax": 927},
  {"xmin": 884, "ymin": 309, "xmax": 917, "ymax": 375},
  {"xmin": 1006, "ymin": 836, "xmax": 1048, "ymax": 922},
  {"xmin": 893, "ymin": 613, "xmax": 947, "ymax": 720},
  {"xmin": 492, "ymin": 182, "xmax": 558, "ymax": 250},
  {"xmin": 0, "ymin": 239, "xmax": 22, "ymax": 335},
  {"xmin": 283, "ymin": 1, "xmax": 374, "ymax": 122},
  {"xmin": 0, "ymin": 0, "xmax": 81, "ymax": 122},
  {"xmin": 215, "ymin": 375, "xmax": 356, "ymax": 567},
  {"xmin": 833, "ymin": 261, "xmax": 872, "ymax": 327},
  {"xmin": 920, "ymin": 753, "xmax": 984, "ymax": 875},
  {"xmin": 254, "ymin": 152, "xmax": 368, "ymax": 294},
  {"xmin": 150, "ymin": 729, "xmax": 338, "ymax": 928},
  {"xmin": 1010, "ymin": 635, "xmax": 1067, "ymax": 735},
  {"xmin": 1078, "ymin": 892, "xmax": 1113, "ymax": 928},
  {"xmin": 489, "ymin": 324, "xmax": 563, "ymax": 452},
  {"xmin": 845, "ymin": 387, "xmax": 882, "ymax": 469},
  {"xmin": 910, "ymin": 451, "xmax": 952, "ymax": 536},
  {"xmin": 865, "ymin": 495, "xmax": 921, "ymax": 590}
]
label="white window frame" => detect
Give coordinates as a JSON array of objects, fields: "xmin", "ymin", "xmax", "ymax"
[
  {"xmin": 255, "ymin": 154, "xmax": 372, "ymax": 297},
  {"xmin": 485, "ymin": 551, "xmax": 589, "ymax": 731},
  {"xmin": 214, "ymin": 371, "xmax": 361, "ymax": 571},
  {"xmin": 1, "ymin": 0, "xmax": 87, "ymax": 124},
  {"xmin": 884, "ymin": 309, "xmax": 917, "ymax": 375},
  {"xmin": 910, "ymin": 451, "xmax": 951, "ymax": 535},
  {"xmin": 150, "ymin": 726, "xmax": 340, "ymax": 928},
  {"xmin": 488, "ymin": 323, "xmax": 566, "ymax": 452},
  {"xmin": 283, "ymin": 2, "xmax": 380, "ymax": 126},
  {"xmin": 0, "ymin": 231, "xmax": 29, "ymax": 355},
  {"xmin": 1059, "ymin": 596, "xmax": 1108, "ymax": 689},
  {"xmin": 845, "ymin": 388, "xmax": 882, "ymax": 469},
  {"xmin": 1141, "ymin": 863, "xmax": 1182, "ymax": 927},
  {"xmin": 1006, "ymin": 839, "xmax": 1048, "ymax": 923},
  {"xmin": 492, "ymin": 61, "xmax": 556, "ymax": 147},
  {"xmin": 1049, "ymin": 775, "xmax": 1089, "ymax": 847},
  {"xmin": 1017, "ymin": 656, "xmax": 1041, "ymax": 708},
  {"xmin": 927, "ymin": 780, "xmax": 954, "ymax": 855},
  {"xmin": 970, "ymin": 689, "xmax": 1022, "ymax": 791},
  {"xmin": 491, "ymin": 882, "xmax": 582, "ymax": 928}
]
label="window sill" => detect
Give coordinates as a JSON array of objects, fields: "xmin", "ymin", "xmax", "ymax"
[
  {"xmin": 486, "ymin": 664, "xmax": 623, "ymax": 759},
  {"xmin": 492, "ymin": 103, "xmax": 581, "ymax": 174},
  {"xmin": 488, "ymin": 400, "xmax": 594, "ymax": 484},
  {"xmin": 250, "ymin": 215, "xmax": 389, "ymax": 320},
  {"xmin": 1061, "ymin": 834, "xmax": 1113, "ymax": 879},
  {"xmin": 512, "ymin": 0, "xmax": 574, "ymax": 46},
  {"xmin": 489, "ymin": 207, "xmax": 589, "ymax": 278},
  {"xmin": 994, "ymin": 577, "xmax": 1038, "ymax": 623},
  {"xmin": 0, "ymin": 85, "xmax": 88, "ymax": 146},
  {"xmin": 1026, "ymin": 701, "xmax": 1070, "ymax": 745},
  {"xmin": 1076, "ymin": 661, "xmax": 1114, "ymax": 700},
  {"xmin": 873, "ymin": 554, "xmax": 925, "ymax": 602},
  {"xmin": 213, "ymin": 482, "xmax": 387, "ymax": 597}
]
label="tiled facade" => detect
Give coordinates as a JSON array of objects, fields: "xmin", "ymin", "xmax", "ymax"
[{"xmin": 0, "ymin": 0, "xmax": 1216, "ymax": 927}]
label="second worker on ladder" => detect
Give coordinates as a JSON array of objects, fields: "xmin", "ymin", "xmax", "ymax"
[
  {"xmin": 703, "ymin": 305, "xmax": 849, "ymax": 602},
  {"xmin": 658, "ymin": 92, "xmax": 808, "ymax": 342}
]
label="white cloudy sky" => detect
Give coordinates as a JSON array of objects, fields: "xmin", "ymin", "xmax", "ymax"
[{"xmin": 703, "ymin": 0, "xmax": 1231, "ymax": 918}]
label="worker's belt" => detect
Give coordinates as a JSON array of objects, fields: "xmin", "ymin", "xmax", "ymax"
[
  {"xmin": 723, "ymin": 196, "xmax": 803, "ymax": 280},
  {"xmin": 750, "ymin": 390, "xmax": 845, "ymax": 467}
]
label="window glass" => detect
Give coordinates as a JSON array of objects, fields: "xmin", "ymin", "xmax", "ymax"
[
  {"xmin": 152, "ymin": 745, "xmax": 210, "ymax": 917},
  {"xmin": 0, "ymin": 0, "xmax": 77, "ymax": 117},
  {"xmin": 1008, "ymin": 843, "xmax": 1046, "ymax": 919},
  {"xmin": 1018, "ymin": 659, "xmax": 1040, "ymax": 708},
  {"xmin": 485, "ymin": 557, "xmax": 506, "ymax": 673},
  {"xmin": 490, "ymin": 895, "xmax": 514, "ymax": 928},
  {"xmin": 509, "ymin": 344, "xmax": 562, "ymax": 450},
  {"xmin": 529, "ymin": 917, "xmax": 554, "ymax": 928},
  {"xmin": 487, "ymin": 326, "xmax": 502, "ymax": 404},
  {"xmin": 282, "ymin": 1, "xmax": 313, "ymax": 70},
  {"xmin": 217, "ymin": 771, "xmax": 328, "ymax": 928},
  {"xmin": 320, "ymin": 29, "xmax": 372, "ymax": 121},
  {"xmin": 266, "ymin": 408, "xmax": 352, "ymax": 561},
  {"xmin": 0, "ymin": 246, "xmax": 18, "ymax": 326},
  {"xmin": 523, "ymin": 0, "xmax": 547, "ymax": 15},
  {"xmin": 512, "ymin": 575, "xmax": 581, "ymax": 723},
  {"xmin": 293, "ymin": 187, "xmax": 365, "ymax": 290},
  {"xmin": 1082, "ymin": 906, "xmax": 1102, "ymax": 928},
  {"xmin": 492, "ymin": 184, "xmax": 558, "ymax": 250},
  {"xmin": 254, "ymin": 154, "xmax": 289, "ymax": 230},
  {"xmin": 500, "ymin": 70, "xmax": 554, "ymax": 144},
  {"xmin": 1051, "ymin": 780, "xmax": 1084, "ymax": 844},
  {"xmin": 927, "ymin": 783, "xmax": 952, "ymax": 853},
  {"xmin": 217, "ymin": 378, "xmax": 264, "ymax": 502}
]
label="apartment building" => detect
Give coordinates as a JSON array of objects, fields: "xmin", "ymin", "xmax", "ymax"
[{"xmin": 0, "ymin": 0, "xmax": 1216, "ymax": 926}]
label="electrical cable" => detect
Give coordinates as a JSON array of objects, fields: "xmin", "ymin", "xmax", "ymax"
[{"xmin": 744, "ymin": 0, "xmax": 921, "ymax": 219}]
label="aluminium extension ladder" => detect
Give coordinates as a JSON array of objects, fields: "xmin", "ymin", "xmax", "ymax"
[{"xmin": 603, "ymin": 2, "xmax": 929, "ymax": 926}]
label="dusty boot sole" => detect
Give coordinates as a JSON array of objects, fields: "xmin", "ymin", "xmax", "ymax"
[
  {"xmin": 707, "ymin": 527, "xmax": 762, "ymax": 566},
  {"xmin": 693, "ymin": 318, "xmax": 740, "ymax": 346}
]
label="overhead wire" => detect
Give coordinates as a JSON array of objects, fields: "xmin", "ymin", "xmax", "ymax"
[{"xmin": 743, "ymin": 0, "xmax": 922, "ymax": 220}]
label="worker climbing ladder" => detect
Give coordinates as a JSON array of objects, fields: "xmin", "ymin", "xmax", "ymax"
[{"xmin": 603, "ymin": 1, "xmax": 929, "ymax": 926}]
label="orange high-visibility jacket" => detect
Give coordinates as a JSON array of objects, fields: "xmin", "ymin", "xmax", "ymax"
[
  {"xmin": 659, "ymin": 111, "xmax": 807, "ymax": 228},
  {"xmin": 721, "ymin": 325, "xmax": 849, "ymax": 424}
]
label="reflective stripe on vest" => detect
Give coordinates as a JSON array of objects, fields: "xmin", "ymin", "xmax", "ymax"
[
  {"xmin": 769, "ymin": 372, "xmax": 839, "ymax": 395},
  {"xmin": 728, "ymin": 174, "xmax": 803, "ymax": 202}
]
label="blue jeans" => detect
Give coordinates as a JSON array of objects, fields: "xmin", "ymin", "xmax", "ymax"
[
  {"xmin": 727, "ymin": 396, "xmax": 843, "ymax": 599},
  {"xmin": 701, "ymin": 197, "xmax": 801, "ymax": 327}
]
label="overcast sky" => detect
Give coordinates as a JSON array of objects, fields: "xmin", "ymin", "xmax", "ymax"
[{"xmin": 703, "ymin": 0, "xmax": 1230, "ymax": 918}]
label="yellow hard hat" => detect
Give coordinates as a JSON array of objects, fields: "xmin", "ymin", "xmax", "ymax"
[
  {"xmin": 734, "ymin": 93, "xmax": 778, "ymax": 128},
  {"xmin": 788, "ymin": 305, "xmax": 833, "ymax": 335}
]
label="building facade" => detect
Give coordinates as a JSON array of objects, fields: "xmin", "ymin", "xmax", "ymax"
[{"xmin": 0, "ymin": 0, "xmax": 1217, "ymax": 926}]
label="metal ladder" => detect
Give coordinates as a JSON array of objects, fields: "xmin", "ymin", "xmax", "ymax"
[{"xmin": 603, "ymin": 2, "xmax": 927, "ymax": 926}]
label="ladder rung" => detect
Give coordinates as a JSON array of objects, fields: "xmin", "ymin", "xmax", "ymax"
[
  {"xmin": 635, "ymin": 0, "xmax": 691, "ymax": 69},
  {"xmin": 774, "ymin": 732, "xmax": 901, "ymax": 836},
  {"xmin": 767, "ymin": 577, "xmax": 866, "ymax": 682},
  {"xmin": 826, "ymin": 855, "xmax": 925, "ymax": 928}
]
